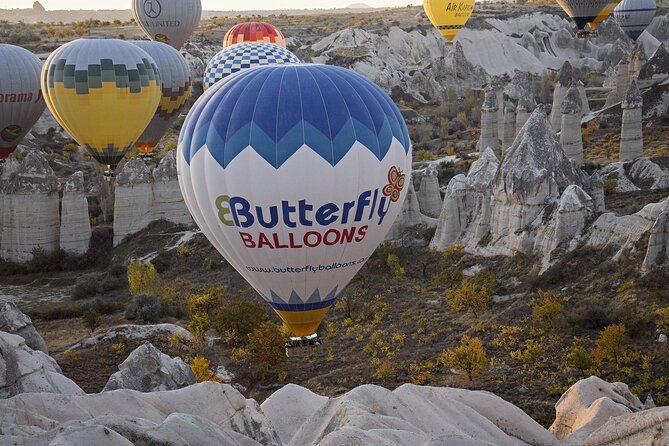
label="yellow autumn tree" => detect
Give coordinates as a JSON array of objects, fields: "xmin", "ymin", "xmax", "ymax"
[
  {"xmin": 127, "ymin": 261, "xmax": 162, "ymax": 296},
  {"xmin": 440, "ymin": 336, "xmax": 487, "ymax": 381},
  {"xmin": 447, "ymin": 279, "xmax": 492, "ymax": 318}
]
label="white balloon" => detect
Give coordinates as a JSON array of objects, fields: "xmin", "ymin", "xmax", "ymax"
[{"xmin": 132, "ymin": 0, "xmax": 202, "ymax": 50}]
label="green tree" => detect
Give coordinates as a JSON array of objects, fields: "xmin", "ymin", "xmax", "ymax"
[
  {"xmin": 82, "ymin": 309, "xmax": 101, "ymax": 334},
  {"xmin": 189, "ymin": 313, "xmax": 212, "ymax": 339},
  {"xmin": 447, "ymin": 279, "xmax": 492, "ymax": 318},
  {"xmin": 596, "ymin": 324, "xmax": 628, "ymax": 365},
  {"xmin": 656, "ymin": 306, "xmax": 669, "ymax": 334},
  {"xmin": 440, "ymin": 336, "xmax": 487, "ymax": 381},
  {"xmin": 127, "ymin": 261, "xmax": 162, "ymax": 296},
  {"xmin": 243, "ymin": 322, "xmax": 286, "ymax": 373},
  {"xmin": 214, "ymin": 300, "xmax": 269, "ymax": 344},
  {"xmin": 125, "ymin": 294, "xmax": 162, "ymax": 324}
]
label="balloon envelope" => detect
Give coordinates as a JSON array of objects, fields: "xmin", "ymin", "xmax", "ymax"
[
  {"xmin": 614, "ymin": 0, "xmax": 656, "ymax": 41},
  {"xmin": 589, "ymin": 1, "xmax": 619, "ymax": 29},
  {"xmin": 130, "ymin": 41, "xmax": 192, "ymax": 156},
  {"xmin": 42, "ymin": 38, "xmax": 162, "ymax": 170},
  {"xmin": 224, "ymin": 22, "xmax": 286, "ymax": 48},
  {"xmin": 132, "ymin": 0, "xmax": 202, "ymax": 49},
  {"xmin": 0, "ymin": 44, "xmax": 46, "ymax": 160},
  {"xmin": 556, "ymin": 0, "xmax": 610, "ymax": 31},
  {"xmin": 423, "ymin": 0, "xmax": 475, "ymax": 42},
  {"xmin": 203, "ymin": 42, "xmax": 300, "ymax": 91},
  {"xmin": 178, "ymin": 64, "xmax": 412, "ymax": 336}
]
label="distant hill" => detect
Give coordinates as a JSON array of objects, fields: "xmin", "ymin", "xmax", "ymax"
[{"xmin": 346, "ymin": 3, "xmax": 373, "ymax": 8}]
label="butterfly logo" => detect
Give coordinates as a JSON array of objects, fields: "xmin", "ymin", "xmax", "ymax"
[{"xmin": 382, "ymin": 166, "xmax": 406, "ymax": 203}]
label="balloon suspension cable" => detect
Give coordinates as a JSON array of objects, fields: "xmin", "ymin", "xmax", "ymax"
[{"xmin": 285, "ymin": 333, "xmax": 322, "ymax": 358}]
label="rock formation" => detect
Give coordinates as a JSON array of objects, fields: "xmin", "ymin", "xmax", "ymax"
[
  {"xmin": 642, "ymin": 199, "xmax": 669, "ymax": 271},
  {"xmin": 577, "ymin": 80, "xmax": 590, "ymax": 115},
  {"xmin": 616, "ymin": 54, "xmax": 630, "ymax": 102},
  {"xmin": 430, "ymin": 148, "xmax": 499, "ymax": 251},
  {"xmin": 0, "ymin": 331, "xmax": 84, "ymax": 399},
  {"xmin": 59, "ymin": 171, "xmax": 91, "ymax": 255},
  {"xmin": 386, "ymin": 178, "xmax": 421, "ymax": 241},
  {"xmin": 261, "ymin": 384, "xmax": 329, "ymax": 444},
  {"xmin": 502, "ymin": 100, "xmax": 516, "ymax": 152},
  {"xmin": 550, "ymin": 61, "xmax": 574, "ymax": 131},
  {"xmin": 628, "ymin": 43, "xmax": 646, "ymax": 80},
  {"xmin": 0, "ymin": 151, "xmax": 60, "ymax": 262},
  {"xmin": 152, "ymin": 151, "xmax": 192, "ymax": 226},
  {"xmin": 416, "ymin": 165, "xmax": 442, "ymax": 218},
  {"xmin": 103, "ymin": 342, "xmax": 196, "ymax": 393},
  {"xmin": 636, "ymin": 44, "xmax": 669, "ymax": 89},
  {"xmin": 620, "ymin": 80, "xmax": 643, "ymax": 162},
  {"xmin": 0, "ymin": 302, "xmax": 48, "ymax": 353},
  {"xmin": 515, "ymin": 94, "xmax": 535, "ymax": 136},
  {"xmin": 0, "ymin": 381, "xmax": 281, "ymax": 445},
  {"xmin": 479, "ymin": 85, "xmax": 499, "ymax": 154},
  {"xmin": 550, "ymin": 376, "xmax": 643, "ymax": 445},
  {"xmin": 114, "ymin": 155, "xmax": 192, "ymax": 246},
  {"xmin": 489, "ymin": 108, "xmax": 582, "ymax": 253},
  {"xmin": 560, "ymin": 84, "xmax": 584, "ymax": 165}
]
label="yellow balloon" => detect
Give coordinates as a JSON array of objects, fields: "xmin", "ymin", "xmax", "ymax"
[
  {"xmin": 424, "ymin": 0, "xmax": 475, "ymax": 43},
  {"xmin": 589, "ymin": 1, "xmax": 619, "ymax": 29},
  {"xmin": 42, "ymin": 38, "xmax": 161, "ymax": 172}
]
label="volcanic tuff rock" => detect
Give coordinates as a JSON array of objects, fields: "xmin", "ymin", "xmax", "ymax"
[
  {"xmin": 550, "ymin": 61, "xmax": 574, "ymax": 131},
  {"xmin": 502, "ymin": 100, "xmax": 516, "ymax": 152},
  {"xmin": 416, "ymin": 164, "xmax": 442, "ymax": 218},
  {"xmin": 600, "ymin": 157, "xmax": 669, "ymax": 192},
  {"xmin": 261, "ymin": 384, "xmax": 329, "ymax": 444},
  {"xmin": 620, "ymin": 80, "xmax": 644, "ymax": 162},
  {"xmin": 515, "ymin": 94, "xmax": 536, "ymax": 136},
  {"xmin": 151, "ymin": 151, "xmax": 192, "ymax": 226},
  {"xmin": 103, "ymin": 342, "xmax": 196, "ymax": 393},
  {"xmin": 0, "ymin": 382, "xmax": 281, "ymax": 446},
  {"xmin": 0, "ymin": 331, "xmax": 84, "ymax": 399},
  {"xmin": 0, "ymin": 151, "xmax": 60, "ymax": 262},
  {"xmin": 643, "ymin": 199, "xmax": 669, "ymax": 270},
  {"xmin": 479, "ymin": 85, "xmax": 499, "ymax": 153},
  {"xmin": 637, "ymin": 43, "xmax": 669, "ymax": 89},
  {"xmin": 59, "ymin": 171, "xmax": 91, "ymax": 255},
  {"xmin": 560, "ymin": 84, "xmax": 584, "ymax": 165},
  {"xmin": 550, "ymin": 376, "xmax": 644, "ymax": 445},
  {"xmin": 0, "ymin": 302, "xmax": 48, "ymax": 353}
]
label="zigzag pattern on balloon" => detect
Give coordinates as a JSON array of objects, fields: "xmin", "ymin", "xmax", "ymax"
[
  {"xmin": 180, "ymin": 64, "xmax": 411, "ymax": 169},
  {"xmin": 261, "ymin": 287, "xmax": 339, "ymax": 311}
]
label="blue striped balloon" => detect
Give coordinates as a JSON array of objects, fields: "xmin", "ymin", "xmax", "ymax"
[
  {"xmin": 203, "ymin": 42, "xmax": 300, "ymax": 91},
  {"xmin": 614, "ymin": 0, "xmax": 656, "ymax": 41}
]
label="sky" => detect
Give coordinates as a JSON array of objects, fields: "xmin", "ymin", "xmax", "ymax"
[{"xmin": 0, "ymin": 0, "xmax": 414, "ymax": 10}]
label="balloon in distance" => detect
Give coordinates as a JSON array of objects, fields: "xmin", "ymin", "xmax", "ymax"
[
  {"xmin": 132, "ymin": 0, "xmax": 202, "ymax": 50},
  {"xmin": 178, "ymin": 64, "xmax": 413, "ymax": 337},
  {"xmin": 41, "ymin": 38, "xmax": 162, "ymax": 171},
  {"xmin": 0, "ymin": 44, "xmax": 46, "ymax": 160},
  {"xmin": 614, "ymin": 0, "xmax": 656, "ymax": 41},
  {"xmin": 203, "ymin": 42, "xmax": 300, "ymax": 91},
  {"xmin": 130, "ymin": 40, "xmax": 192, "ymax": 157},
  {"xmin": 423, "ymin": 0, "xmax": 475, "ymax": 43},
  {"xmin": 224, "ymin": 22, "xmax": 287, "ymax": 48},
  {"xmin": 556, "ymin": 0, "xmax": 611, "ymax": 34}
]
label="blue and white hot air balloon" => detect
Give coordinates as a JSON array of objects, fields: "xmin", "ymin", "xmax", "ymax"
[
  {"xmin": 614, "ymin": 0, "xmax": 656, "ymax": 41},
  {"xmin": 178, "ymin": 64, "xmax": 412, "ymax": 342},
  {"xmin": 203, "ymin": 42, "xmax": 300, "ymax": 91}
]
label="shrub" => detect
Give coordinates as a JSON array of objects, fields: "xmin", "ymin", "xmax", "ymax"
[
  {"xmin": 595, "ymin": 324, "xmax": 628, "ymax": 365},
  {"xmin": 215, "ymin": 300, "xmax": 269, "ymax": 344},
  {"xmin": 189, "ymin": 313, "xmax": 211, "ymax": 339},
  {"xmin": 656, "ymin": 306, "xmax": 669, "ymax": 334},
  {"xmin": 81, "ymin": 309, "xmax": 101, "ymax": 334},
  {"xmin": 447, "ymin": 279, "xmax": 492, "ymax": 318},
  {"xmin": 125, "ymin": 294, "xmax": 162, "ymax": 324},
  {"xmin": 242, "ymin": 322, "xmax": 286, "ymax": 372},
  {"xmin": 568, "ymin": 340, "xmax": 594, "ymax": 373},
  {"xmin": 603, "ymin": 178, "xmax": 618, "ymax": 196},
  {"xmin": 187, "ymin": 288, "xmax": 222, "ymax": 316},
  {"xmin": 204, "ymin": 254, "xmax": 221, "ymax": 270},
  {"xmin": 188, "ymin": 356, "xmax": 224, "ymax": 383},
  {"xmin": 127, "ymin": 261, "xmax": 162, "ymax": 296},
  {"xmin": 408, "ymin": 360, "xmax": 435, "ymax": 385},
  {"xmin": 531, "ymin": 290, "xmax": 565, "ymax": 331},
  {"xmin": 72, "ymin": 277, "xmax": 99, "ymax": 299},
  {"xmin": 440, "ymin": 336, "xmax": 487, "ymax": 381}
]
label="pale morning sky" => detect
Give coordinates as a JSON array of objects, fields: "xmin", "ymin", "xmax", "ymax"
[{"xmin": 0, "ymin": 0, "xmax": 413, "ymax": 10}]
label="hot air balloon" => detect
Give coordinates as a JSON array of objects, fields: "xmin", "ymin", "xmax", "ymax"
[
  {"xmin": 130, "ymin": 40, "xmax": 192, "ymax": 159},
  {"xmin": 203, "ymin": 42, "xmax": 300, "ymax": 91},
  {"xmin": 588, "ymin": 1, "xmax": 619, "ymax": 32},
  {"xmin": 42, "ymin": 38, "xmax": 162, "ymax": 176},
  {"xmin": 178, "ymin": 64, "xmax": 412, "ymax": 352},
  {"xmin": 614, "ymin": 0, "xmax": 656, "ymax": 41},
  {"xmin": 132, "ymin": 0, "xmax": 202, "ymax": 50},
  {"xmin": 556, "ymin": 0, "xmax": 611, "ymax": 36},
  {"xmin": 223, "ymin": 22, "xmax": 286, "ymax": 48},
  {"xmin": 423, "ymin": 0, "xmax": 475, "ymax": 43},
  {"xmin": 0, "ymin": 44, "xmax": 46, "ymax": 161}
]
